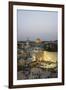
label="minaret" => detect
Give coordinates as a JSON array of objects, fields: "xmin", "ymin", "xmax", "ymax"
[{"xmin": 26, "ymin": 38, "xmax": 30, "ymax": 48}]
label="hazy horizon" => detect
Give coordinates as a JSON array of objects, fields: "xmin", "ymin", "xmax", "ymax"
[{"xmin": 17, "ymin": 9, "xmax": 58, "ymax": 41}]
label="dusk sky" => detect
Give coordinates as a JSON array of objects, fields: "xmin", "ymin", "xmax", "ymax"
[{"xmin": 17, "ymin": 9, "xmax": 58, "ymax": 41}]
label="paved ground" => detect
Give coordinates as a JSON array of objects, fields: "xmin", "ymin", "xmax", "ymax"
[{"xmin": 17, "ymin": 67, "xmax": 57, "ymax": 80}]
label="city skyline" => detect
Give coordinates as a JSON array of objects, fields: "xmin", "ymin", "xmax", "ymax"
[{"xmin": 17, "ymin": 9, "xmax": 58, "ymax": 41}]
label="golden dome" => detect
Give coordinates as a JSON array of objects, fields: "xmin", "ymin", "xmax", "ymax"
[{"xmin": 35, "ymin": 38, "xmax": 42, "ymax": 43}]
